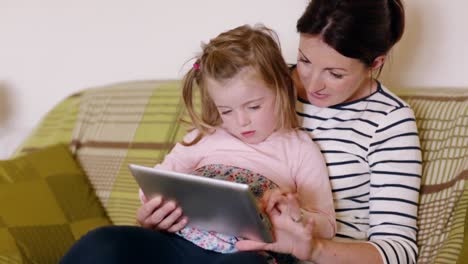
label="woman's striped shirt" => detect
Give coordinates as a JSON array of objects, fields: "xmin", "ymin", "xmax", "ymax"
[{"xmin": 296, "ymin": 82, "xmax": 422, "ymax": 264}]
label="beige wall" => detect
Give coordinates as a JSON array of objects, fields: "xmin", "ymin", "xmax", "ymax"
[
  {"xmin": 1, "ymin": 0, "xmax": 467, "ymax": 157},
  {"xmin": 381, "ymin": 0, "xmax": 468, "ymax": 88}
]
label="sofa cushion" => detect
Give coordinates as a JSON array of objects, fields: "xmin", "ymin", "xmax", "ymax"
[
  {"xmin": 13, "ymin": 81, "xmax": 188, "ymax": 227},
  {"xmin": 0, "ymin": 144, "xmax": 111, "ymax": 263}
]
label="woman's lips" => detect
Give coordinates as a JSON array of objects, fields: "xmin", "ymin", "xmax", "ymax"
[
  {"xmin": 241, "ymin": 131, "xmax": 256, "ymax": 137},
  {"xmin": 309, "ymin": 91, "xmax": 329, "ymax": 100}
]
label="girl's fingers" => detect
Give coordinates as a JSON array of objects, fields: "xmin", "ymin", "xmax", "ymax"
[
  {"xmin": 167, "ymin": 216, "xmax": 189, "ymax": 233},
  {"xmin": 136, "ymin": 195, "xmax": 163, "ymax": 226},
  {"xmin": 157, "ymin": 206, "xmax": 183, "ymax": 230},
  {"xmin": 147, "ymin": 200, "xmax": 177, "ymax": 227},
  {"xmin": 139, "ymin": 189, "xmax": 148, "ymax": 203}
]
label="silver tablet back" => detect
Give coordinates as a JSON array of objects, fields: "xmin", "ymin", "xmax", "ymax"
[{"xmin": 129, "ymin": 164, "xmax": 273, "ymax": 242}]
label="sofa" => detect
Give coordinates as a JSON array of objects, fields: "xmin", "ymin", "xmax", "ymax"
[{"xmin": 1, "ymin": 80, "xmax": 466, "ymax": 263}]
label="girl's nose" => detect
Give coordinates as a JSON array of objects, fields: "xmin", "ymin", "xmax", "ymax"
[{"xmin": 236, "ymin": 111, "xmax": 251, "ymax": 127}]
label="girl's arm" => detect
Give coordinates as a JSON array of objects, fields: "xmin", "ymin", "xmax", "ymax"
[
  {"xmin": 294, "ymin": 133, "xmax": 336, "ymax": 238},
  {"xmin": 156, "ymin": 129, "xmax": 205, "ymax": 172},
  {"xmin": 136, "ymin": 129, "xmax": 205, "ymax": 232},
  {"xmin": 138, "ymin": 129, "xmax": 204, "ymax": 202}
]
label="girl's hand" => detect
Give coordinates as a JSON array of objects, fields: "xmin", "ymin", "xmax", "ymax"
[
  {"xmin": 136, "ymin": 195, "xmax": 188, "ymax": 232},
  {"xmin": 236, "ymin": 190, "xmax": 316, "ymax": 261}
]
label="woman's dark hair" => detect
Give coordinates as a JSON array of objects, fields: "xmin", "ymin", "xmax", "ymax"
[{"xmin": 297, "ymin": 0, "xmax": 405, "ymax": 67}]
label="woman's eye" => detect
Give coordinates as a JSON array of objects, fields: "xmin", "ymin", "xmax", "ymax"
[
  {"xmin": 330, "ymin": 72, "xmax": 344, "ymax": 79},
  {"xmin": 298, "ymin": 56, "xmax": 310, "ymax": 63}
]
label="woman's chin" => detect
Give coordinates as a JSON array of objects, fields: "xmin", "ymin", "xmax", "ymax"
[{"xmin": 307, "ymin": 96, "xmax": 332, "ymax": 108}]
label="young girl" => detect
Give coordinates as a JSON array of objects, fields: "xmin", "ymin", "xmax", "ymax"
[{"xmin": 60, "ymin": 24, "xmax": 335, "ymax": 264}]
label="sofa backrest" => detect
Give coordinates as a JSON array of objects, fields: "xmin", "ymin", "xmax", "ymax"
[
  {"xmin": 15, "ymin": 81, "xmax": 468, "ymax": 263},
  {"xmin": 396, "ymin": 88, "xmax": 467, "ymax": 263}
]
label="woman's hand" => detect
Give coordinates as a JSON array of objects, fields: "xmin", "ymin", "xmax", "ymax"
[
  {"xmin": 236, "ymin": 189, "xmax": 318, "ymax": 261},
  {"xmin": 136, "ymin": 194, "xmax": 188, "ymax": 232}
]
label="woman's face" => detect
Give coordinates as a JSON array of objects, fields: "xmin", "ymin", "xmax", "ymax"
[{"xmin": 296, "ymin": 34, "xmax": 373, "ymax": 107}]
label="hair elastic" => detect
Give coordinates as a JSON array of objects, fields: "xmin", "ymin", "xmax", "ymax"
[{"xmin": 193, "ymin": 63, "xmax": 200, "ymax": 71}]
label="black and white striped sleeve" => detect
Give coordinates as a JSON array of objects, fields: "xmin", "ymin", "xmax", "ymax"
[{"xmin": 367, "ymin": 106, "xmax": 422, "ymax": 264}]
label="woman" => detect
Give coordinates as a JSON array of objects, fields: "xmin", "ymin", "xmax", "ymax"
[{"xmin": 236, "ymin": 0, "xmax": 422, "ymax": 263}]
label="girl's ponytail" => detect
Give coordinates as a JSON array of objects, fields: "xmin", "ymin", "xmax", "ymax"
[
  {"xmin": 181, "ymin": 64, "xmax": 202, "ymax": 146},
  {"xmin": 181, "ymin": 61, "xmax": 218, "ymax": 146}
]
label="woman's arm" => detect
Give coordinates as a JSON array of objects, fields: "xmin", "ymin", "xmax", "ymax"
[
  {"xmin": 366, "ymin": 106, "xmax": 422, "ymax": 263},
  {"xmin": 311, "ymin": 239, "xmax": 383, "ymax": 263},
  {"xmin": 238, "ymin": 107, "xmax": 421, "ymax": 263},
  {"xmin": 236, "ymin": 193, "xmax": 383, "ymax": 263},
  {"xmin": 301, "ymin": 106, "xmax": 421, "ymax": 264}
]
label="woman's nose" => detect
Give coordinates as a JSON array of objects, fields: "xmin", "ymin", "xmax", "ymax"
[{"xmin": 305, "ymin": 74, "xmax": 325, "ymax": 93}]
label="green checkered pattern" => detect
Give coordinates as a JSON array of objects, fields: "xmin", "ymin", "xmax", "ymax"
[{"xmin": 1, "ymin": 144, "xmax": 111, "ymax": 263}]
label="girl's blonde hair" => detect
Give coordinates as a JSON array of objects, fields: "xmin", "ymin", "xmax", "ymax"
[{"xmin": 182, "ymin": 24, "xmax": 298, "ymax": 145}]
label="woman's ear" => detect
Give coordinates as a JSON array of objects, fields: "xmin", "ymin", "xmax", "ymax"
[{"xmin": 371, "ymin": 55, "xmax": 386, "ymax": 71}]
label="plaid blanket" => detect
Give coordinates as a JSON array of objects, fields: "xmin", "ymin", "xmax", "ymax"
[{"xmin": 15, "ymin": 81, "xmax": 468, "ymax": 263}]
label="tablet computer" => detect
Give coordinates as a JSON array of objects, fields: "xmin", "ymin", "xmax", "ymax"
[{"xmin": 128, "ymin": 164, "xmax": 274, "ymax": 243}]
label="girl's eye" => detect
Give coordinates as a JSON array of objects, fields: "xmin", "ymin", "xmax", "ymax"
[
  {"xmin": 330, "ymin": 72, "xmax": 344, "ymax": 79},
  {"xmin": 221, "ymin": 110, "xmax": 232, "ymax": 115},
  {"xmin": 249, "ymin": 105, "xmax": 261, "ymax": 110}
]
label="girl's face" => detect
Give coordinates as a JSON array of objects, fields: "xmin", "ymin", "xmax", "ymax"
[
  {"xmin": 296, "ymin": 34, "xmax": 373, "ymax": 107},
  {"xmin": 206, "ymin": 67, "xmax": 277, "ymax": 144}
]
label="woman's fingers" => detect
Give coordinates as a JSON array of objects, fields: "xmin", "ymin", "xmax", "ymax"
[
  {"xmin": 235, "ymin": 239, "xmax": 268, "ymax": 251},
  {"xmin": 304, "ymin": 217, "xmax": 315, "ymax": 234},
  {"xmin": 286, "ymin": 193, "xmax": 302, "ymax": 224},
  {"xmin": 238, "ymin": 193, "xmax": 316, "ymax": 260},
  {"xmin": 264, "ymin": 191, "xmax": 302, "ymax": 225},
  {"xmin": 264, "ymin": 189, "xmax": 287, "ymax": 213}
]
